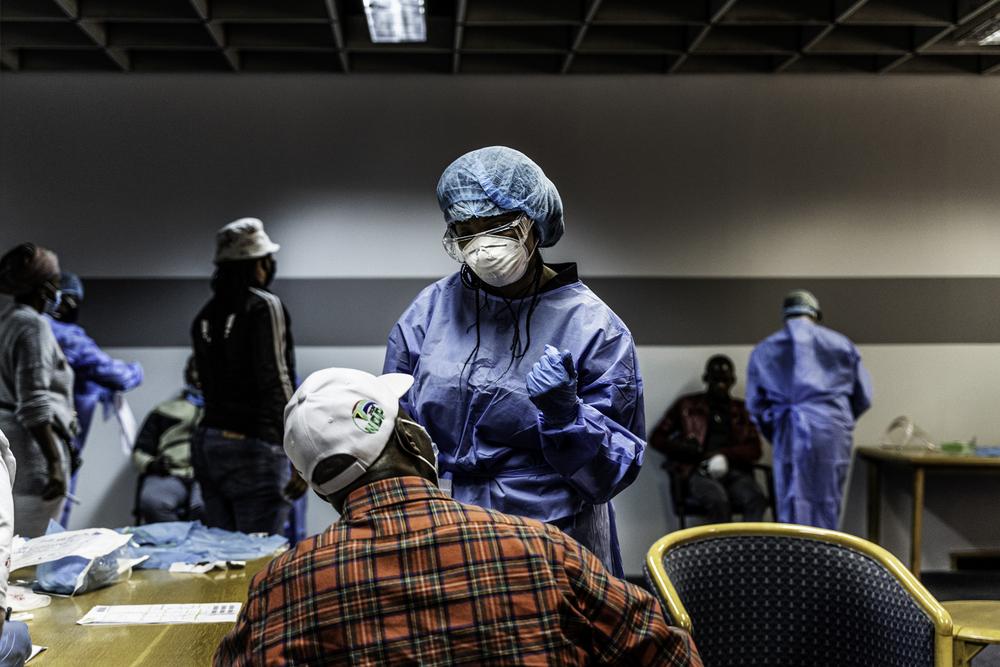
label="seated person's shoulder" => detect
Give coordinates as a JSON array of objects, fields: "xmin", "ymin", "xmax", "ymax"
[
  {"xmin": 463, "ymin": 504, "xmax": 578, "ymax": 554},
  {"xmin": 248, "ymin": 532, "xmax": 330, "ymax": 591}
]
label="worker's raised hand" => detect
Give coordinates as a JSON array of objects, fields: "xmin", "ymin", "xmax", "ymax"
[{"xmin": 526, "ymin": 345, "xmax": 580, "ymax": 427}]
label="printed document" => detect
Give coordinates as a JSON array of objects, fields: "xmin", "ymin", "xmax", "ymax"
[{"xmin": 78, "ymin": 603, "xmax": 242, "ymax": 625}]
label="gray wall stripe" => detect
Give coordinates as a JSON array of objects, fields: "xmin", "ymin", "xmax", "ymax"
[{"xmin": 70, "ymin": 276, "xmax": 1000, "ymax": 347}]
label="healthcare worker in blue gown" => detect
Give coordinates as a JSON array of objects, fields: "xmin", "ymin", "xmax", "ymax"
[
  {"xmin": 745, "ymin": 290, "xmax": 872, "ymax": 530},
  {"xmin": 383, "ymin": 146, "xmax": 645, "ymax": 576},
  {"xmin": 47, "ymin": 272, "xmax": 143, "ymax": 526}
]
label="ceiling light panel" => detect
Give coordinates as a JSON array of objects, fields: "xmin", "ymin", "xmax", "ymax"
[{"xmin": 363, "ymin": 0, "xmax": 426, "ymax": 43}]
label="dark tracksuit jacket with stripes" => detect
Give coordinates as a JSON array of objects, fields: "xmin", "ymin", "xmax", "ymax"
[{"xmin": 192, "ymin": 286, "xmax": 295, "ymax": 446}]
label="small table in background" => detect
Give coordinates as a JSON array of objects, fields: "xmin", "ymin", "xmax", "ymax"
[
  {"xmin": 943, "ymin": 600, "xmax": 1000, "ymax": 667},
  {"xmin": 856, "ymin": 446, "xmax": 1000, "ymax": 579}
]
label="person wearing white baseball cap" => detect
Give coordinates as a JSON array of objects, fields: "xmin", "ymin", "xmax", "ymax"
[
  {"xmin": 190, "ymin": 218, "xmax": 308, "ymax": 539},
  {"xmin": 282, "ymin": 367, "xmax": 434, "ymax": 505},
  {"xmin": 215, "ymin": 367, "xmax": 702, "ymax": 667}
]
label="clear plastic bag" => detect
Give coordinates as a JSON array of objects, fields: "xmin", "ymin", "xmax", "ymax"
[
  {"xmin": 35, "ymin": 521, "xmax": 135, "ymax": 596},
  {"xmin": 880, "ymin": 416, "xmax": 938, "ymax": 451}
]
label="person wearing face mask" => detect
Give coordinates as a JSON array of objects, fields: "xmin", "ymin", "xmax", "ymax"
[
  {"xmin": 215, "ymin": 368, "xmax": 700, "ymax": 667},
  {"xmin": 650, "ymin": 355, "xmax": 767, "ymax": 524},
  {"xmin": 382, "ymin": 146, "xmax": 645, "ymax": 577},
  {"xmin": 0, "ymin": 243, "xmax": 76, "ymax": 537},
  {"xmin": 746, "ymin": 290, "xmax": 872, "ymax": 530},
  {"xmin": 47, "ymin": 272, "xmax": 144, "ymax": 526},
  {"xmin": 191, "ymin": 218, "xmax": 308, "ymax": 535}
]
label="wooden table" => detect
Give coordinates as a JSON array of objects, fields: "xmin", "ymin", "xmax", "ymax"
[
  {"xmin": 857, "ymin": 446, "xmax": 1000, "ymax": 579},
  {"xmin": 20, "ymin": 558, "xmax": 269, "ymax": 666},
  {"xmin": 942, "ymin": 600, "xmax": 1000, "ymax": 666}
]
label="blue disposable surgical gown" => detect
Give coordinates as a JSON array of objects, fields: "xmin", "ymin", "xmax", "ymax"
[
  {"xmin": 383, "ymin": 266, "xmax": 645, "ymax": 576},
  {"xmin": 48, "ymin": 318, "xmax": 143, "ymax": 448},
  {"xmin": 746, "ymin": 318, "xmax": 872, "ymax": 529},
  {"xmin": 48, "ymin": 318, "xmax": 143, "ymax": 526}
]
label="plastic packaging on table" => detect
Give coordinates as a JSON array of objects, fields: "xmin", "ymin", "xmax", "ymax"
[
  {"xmin": 34, "ymin": 521, "xmax": 138, "ymax": 596},
  {"xmin": 880, "ymin": 416, "xmax": 937, "ymax": 452}
]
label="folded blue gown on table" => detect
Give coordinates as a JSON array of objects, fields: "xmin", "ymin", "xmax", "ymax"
[{"xmin": 120, "ymin": 521, "xmax": 288, "ymax": 569}]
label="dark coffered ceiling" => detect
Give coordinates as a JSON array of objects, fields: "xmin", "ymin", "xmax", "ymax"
[{"xmin": 1, "ymin": 0, "xmax": 999, "ymax": 74}]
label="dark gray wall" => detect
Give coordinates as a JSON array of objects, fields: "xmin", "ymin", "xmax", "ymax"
[{"xmin": 73, "ymin": 276, "xmax": 1000, "ymax": 347}]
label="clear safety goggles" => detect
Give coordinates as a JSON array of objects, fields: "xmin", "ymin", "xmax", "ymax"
[{"xmin": 442, "ymin": 214, "xmax": 531, "ymax": 263}]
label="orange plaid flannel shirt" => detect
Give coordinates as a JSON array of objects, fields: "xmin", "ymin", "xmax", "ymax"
[{"xmin": 216, "ymin": 476, "xmax": 701, "ymax": 666}]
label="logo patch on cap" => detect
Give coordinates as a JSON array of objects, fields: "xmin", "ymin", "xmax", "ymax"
[{"xmin": 352, "ymin": 400, "xmax": 385, "ymax": 434}]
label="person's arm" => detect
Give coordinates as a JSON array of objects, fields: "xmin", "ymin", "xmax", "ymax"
[
  {"xmin": 649, "ymin": 400, "xmax": 702, "ymax": 465},
  {"xmin": 67, "ymin": 329, "xmax": 143, "ymax": 392},
  {"xmin": 648, "ymin": 402, "xmax": 679, "ymax": 455},
  {"xmin": 724, "ymin": 406, "xmax": 763, "ymax": 466},
  {"xmin": 850, "ymin": 350, "xmax": 873, "ymax": 420},
  {"xmin": 247, "ymin": 296, "xmax": 307, "ymax": 498},
  {"xmin": 247, "ymin": 295, "xmax": 295, "ymax": 438},
  {"xmin": 744, "ymin": 350, "xmax": 774, "ymax": 442},
  {"xmin": 131, "ymin": 410, "xmax": 177, "ymax": 474},
  {"xmin": 213, "ymin": 569, "xmax": 267, "ymax": 667},
  {"xmin": 382, "ymin": 292, "xmax": 433, "ymax": 416},
  {"xmin": 13, "ymin": 328, "xmax": 66, "ymax": 500},
  {"xmin": 535, "ymin": 331, "xmax": 646, "ymax": 505},
  {"xmin": 563, "ymin": 538, "xmax": 702, "ymax": 666}
]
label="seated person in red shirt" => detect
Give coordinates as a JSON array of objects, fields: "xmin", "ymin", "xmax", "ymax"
[
  {"xmin": 216, "ymin": 368, "xmax": 702, "ymax": 667},
  {"xmin": 650, "ymin": 355, "xmax": 767, "ymax": 523}
]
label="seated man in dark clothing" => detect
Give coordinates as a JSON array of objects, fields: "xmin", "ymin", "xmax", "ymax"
[{"xmin": 650, "ymin": 355, "xmax": 767, "ymax": 523}]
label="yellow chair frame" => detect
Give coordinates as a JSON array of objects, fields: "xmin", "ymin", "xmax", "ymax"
[{"xmin": 646, "ymin": 522, "xmax": 954, "ymax": 666}]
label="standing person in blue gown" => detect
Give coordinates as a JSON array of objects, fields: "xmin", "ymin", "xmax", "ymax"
[
  {"xmin": 48, "ymin": 272, "xmax": 143, "ymax": 525},
  {"xmin": 382, "ymin": 146, "xmax": 645, "ymax": 576},
  {"xmin": 746, "ymin": 290, "xmax": 873, "ymax": 529}
]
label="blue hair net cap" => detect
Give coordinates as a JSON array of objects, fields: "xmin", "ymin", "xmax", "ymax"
[
  {"xmin": 60, "ymin": 271, "xmax": 84, "ymax": 301},
  {"xmin": 436, "ymin": 146, "xmax": 565, "ymax": 247}
]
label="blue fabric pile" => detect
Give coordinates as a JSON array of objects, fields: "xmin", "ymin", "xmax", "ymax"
[{"xmin": 120, "ymin": 521, "xmax": 288, "ymax": 570}]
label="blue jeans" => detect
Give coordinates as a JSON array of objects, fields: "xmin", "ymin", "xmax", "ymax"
[
  {"xmin": 192, "ymin": 428, "xmax": 291, "ymax": 535},
  {"xmin": 138, "ymin": 475, "xmax": 204, "ymax": 524}
]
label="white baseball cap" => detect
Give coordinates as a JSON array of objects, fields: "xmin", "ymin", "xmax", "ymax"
[
  {"xmin": 214, "ymin": 217, "xmax": 280, "ymax": 263},
  {"xmin": 284, "ymin": 368, "xmax": 414, "ymax": 496}
]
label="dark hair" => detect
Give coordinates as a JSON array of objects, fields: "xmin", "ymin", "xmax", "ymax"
[
  {"xmin": 210, "ymin": 258, "xmax": 259, "ymax": 298},
  {"xmin": 459, "ymin": 258, "xmax": 544, "ymax": 388},
  {"xmin": 705, "ymin": 354, "xmax": 735, "ymax": 374}
]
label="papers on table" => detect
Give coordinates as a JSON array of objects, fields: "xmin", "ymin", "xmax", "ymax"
[
  {"xmin": 113, "ymin": 393, "xmax": 138, "ymax": 455},
  {"xmin": 10, "ymin": 528, "xmax": 132, "ymax": 571},
  {"xmin": 6, "ymin": 585, "xmax": 51, "ymax": 612},
  {"xmin": 168, "ymin": 560, "xmax": 246, "ymax": 574},
  {"xmin": 27, "ymin": 645, "xmax": 46, "ymax": 663},
  {"xmin": 77, "ymin": 603, "xmax": 242, "ymax": 626}
]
